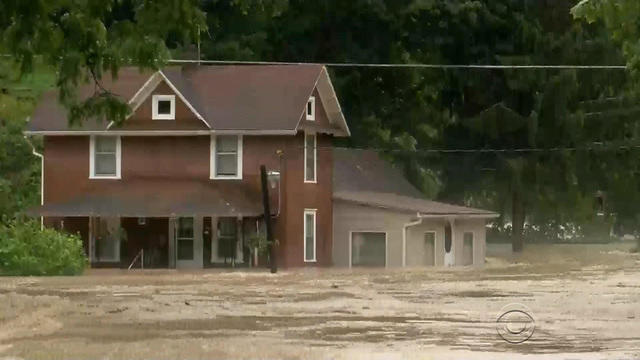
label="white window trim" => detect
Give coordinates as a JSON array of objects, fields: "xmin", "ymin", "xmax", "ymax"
[
  {"xmin": 303, "ymin": 209, "xmax": 317, "ymax": 263},
  {"xmin": 89, "ymin": 135, "xmax": 121, "ymax": 179},
  {"xmin": 152, "ymin": 94, "xmax": 176, "ymax": 120},
  {"xmin": 348, "ymin": 231, "xmax": 388, "ymax": 268},
  {"xmin": 306, "ymin": 96, "xmax": 315, "ymax": 121},
  {"xmin": 304, "ymin": 132, "xmax": 317, "ymax": 183},
  {"xmin": 210, "ymin": 135, "xmax": 243, "ymax": 180}
]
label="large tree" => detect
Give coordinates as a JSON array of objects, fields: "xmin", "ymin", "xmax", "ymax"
[{"xmin": 0, "ymin": 0, "xmax": 206, "ymax": 126}]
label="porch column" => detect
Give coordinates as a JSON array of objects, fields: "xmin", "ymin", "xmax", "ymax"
[
  {"xmin": 210, "ymin": 216, "xmax": 218, "ymax": 263},
  {"xmin": 168, "ymin": 217, "xmax": 176, "ymax": 269},
  {"xmin": 88, "ymin": 216, "xmax": 94, "ymax": 266}
]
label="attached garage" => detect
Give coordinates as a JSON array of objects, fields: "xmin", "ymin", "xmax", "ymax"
[{"xmin": 332, "ymin": 149, "xmax": 498, "ymax": 268}]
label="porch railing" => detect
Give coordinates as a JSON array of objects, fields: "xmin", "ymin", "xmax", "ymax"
[{"xmin": 128, "ymin": 249, "xmax": 144, "ymax": 270}]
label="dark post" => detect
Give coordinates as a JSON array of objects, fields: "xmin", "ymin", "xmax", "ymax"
[{"xmin": 260, "ymin": 165, "xmax": 277, "ymax": 273}]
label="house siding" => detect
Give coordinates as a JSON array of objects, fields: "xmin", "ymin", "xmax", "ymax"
[
  {"xmin": 119, "ymin": 81, "xmax": 208, "ymax": 130},
  {"xmin": 42, "ymin": 132, "xmax": 334, "ymax": 268},
  {"xmin": 333, "ymin": 201, "xmax": 488, "ymax": 267},
  {"xmin": 332, "ymin": 201, "xmax": 414, "ymax": 267}
]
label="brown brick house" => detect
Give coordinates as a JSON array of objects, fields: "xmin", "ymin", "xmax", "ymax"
[{"xmin": 27, "ymin": 65, "xmax": 496, "ymax": 269}]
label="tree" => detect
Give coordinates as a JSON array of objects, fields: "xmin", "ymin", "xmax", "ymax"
[
  {"xmin": 0, "ymin": 0, "xmax": 206, "ymax": 126},
  {"xmin": 572, "ymin": 0, "xmax": 640, "ymax": 80}
]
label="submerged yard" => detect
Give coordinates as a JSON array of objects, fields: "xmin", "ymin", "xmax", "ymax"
[{"xmin": 1, "ymin": 243, "xmax": 639, "ymax": 360}]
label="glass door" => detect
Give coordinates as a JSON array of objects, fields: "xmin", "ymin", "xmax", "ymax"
[
  {"xmin": 173, "ymin": 217, "xmax": 203, "ymax": 269},
  {"xmin": 176, "ymin": 217, "xmax": 195, "ymax": 268}
]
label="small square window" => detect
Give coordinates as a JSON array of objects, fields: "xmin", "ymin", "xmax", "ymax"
[
  {"xmin": 157, "ymin": 100, "xmax": 172, "ymax": 115},
  {"xmin": 306, "ymin": 96, "xmax": 315, "ymax": 121},
  {"xmin": 152, "ymin": 95, "xmax": 175, "ymax": 120}
]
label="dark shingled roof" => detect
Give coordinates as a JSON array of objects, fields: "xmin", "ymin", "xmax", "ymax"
[
  {"xmin": 29, "ymin": 67, "xmax": 155, "ymax": 131},
  {"xmin": 29, "ymin": 180, "xmax": 263, "ymax": 217},
  {"xmin": 28, "ymin": 65, "xmax": 343, "ymax": 133},
  {"xmin": 332, "ymin": 148, "xmax": 497, "ymax": 217}
]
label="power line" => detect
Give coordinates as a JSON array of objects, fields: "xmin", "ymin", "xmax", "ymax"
[
  {"xmin": 168, "ymin": 58, "xmax": 628, "ymax": 70},
  {"xmin": 314, "ymin": 143, "xmax": 640, "ymax": 154},
  {"xmin": 1, "ymin": 53, "xmax": 629, "ymax": 69}
]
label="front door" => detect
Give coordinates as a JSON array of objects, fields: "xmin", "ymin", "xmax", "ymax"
[{"xmin": 175, "ymin": 217, "xmax": 203, "ymax": 268}]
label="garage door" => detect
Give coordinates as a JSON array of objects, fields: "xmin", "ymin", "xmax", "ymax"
[{"xmin": 351, "ymin": 232, "xmax": 386, "ymax": 267}]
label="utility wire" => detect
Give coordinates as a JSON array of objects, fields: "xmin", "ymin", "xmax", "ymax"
[
  {"xmin": 311, "ymin": 143, "xmax": 640, "ymax": 154},
  {"xmin": 1, "ymin": 54, "xmax": 629, "ymax": 69},
  {"xmin": 168, "ymin": 58, "xmax": 628, "ymax": 70}
]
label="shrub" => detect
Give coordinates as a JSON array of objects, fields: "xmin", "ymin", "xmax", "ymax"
[{"xmin": 0, "ymin": 220, "xmax": 86, "ymax": 276}]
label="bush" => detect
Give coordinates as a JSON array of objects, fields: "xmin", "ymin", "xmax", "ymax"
[{"xmin": 0, "ymin": 220, "xmax": 86, "ymax": 276}]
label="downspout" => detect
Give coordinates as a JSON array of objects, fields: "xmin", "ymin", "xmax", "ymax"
[
  {"xmin": 275, "ymin": 149, "xmax": 284, "ymax": 217},
  {"xmin": 24, "ymin": 133, "xmax": 44, "ymax": 230},
  {"xmin": 402, "ymin": 213, "xmax": 422, "ymax": 267}
]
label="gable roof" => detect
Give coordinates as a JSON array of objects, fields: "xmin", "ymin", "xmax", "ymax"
[
  {"xmin": 333, "ymin": 148, "xmax": 498, "ymax": 217},
  {"xmin": 27, "ymin": 65, "xmax": 350, "ymax": 136}
]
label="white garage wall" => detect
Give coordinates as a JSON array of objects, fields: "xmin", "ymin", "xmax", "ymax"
[
  {"xmin": 332, "ymin": 201, "xmax": 414, "ymax": 267},
  {"xmin": 406, "ymin": 218, "xmax": 446, "ymax": 266},
  {"xmin": 332, "ymin": 200, "xmax": 489, "ymax": 267},
  {"xmin": 453, "ymin": 218, "xmax": 487, "ymax": 266}
]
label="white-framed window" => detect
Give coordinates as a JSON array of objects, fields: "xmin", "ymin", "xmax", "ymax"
[
  {"xmin": 306, "ymin": 96, "xmax": 315, "ymax": 120},
  {"xmin": 303, "ymin": 209, "xmax": 317, "ymax": 262},
  {"xmin": 89, "ymin": 135, "xmax": 121, "ymax": 179},
  {"xmin": 210, "ymin": 135, "xmax": 243, "ymax": 179},
  {"xmin": 304, "ymin": 132, "xmax": 316, "ymax": 183},
  {"xmin": 350, "ymin": 231, "xmax": 387, "ymax": 267},
  {"xmin": 152, "ymin": 94, "xmax": 176, "ymax": 120}
]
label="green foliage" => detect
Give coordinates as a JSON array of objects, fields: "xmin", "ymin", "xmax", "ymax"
[
  {"xmin": 572, "ymin": 0, "xmax": 640, "ymax": 80},
  {"xmin": 0, "ymin": 220, "xmax": 86, "ymax": 276},
  {"xmin": 0, "ymin": 59, "xmax": 52, "ymax": 221},
  {"xmin": 1, "ymin": 0, "xmax": 638, "ymax": 250},
  {"xmin": 0, "ymin": 0, "xmax": 206, "ymax": 126},
  {"xmin": 248, "ymin": 233, "xmax": 269, "ymax": 256}
]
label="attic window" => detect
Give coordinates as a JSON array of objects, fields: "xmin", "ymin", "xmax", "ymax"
[
  {"xmin": 152, "ymin": 95, "xmax": 175, "ymax": 120},
  {"xmin": 306, "ymin": 96, "xmax": 315, "ymax": 121}
]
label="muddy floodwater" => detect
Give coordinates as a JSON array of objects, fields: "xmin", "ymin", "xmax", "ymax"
[{"xmin": 1, "ymin": 243, "xmax": 639, "ymax": 359}]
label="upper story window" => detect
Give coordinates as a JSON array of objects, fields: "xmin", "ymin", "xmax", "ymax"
[
  {"xmin": 210, "ymin": 135, "xmax": 243, "ymax": 179},
  {"xmin": 304, "ymin": 132, "xmax": 316, "ymax": 183},
  {"xmin": 306, "ymin": 96, "xmax": 315, "ymax": 121},
  {"xmin": 90, "ymin": 136, "xmax": 121, "ymax": 179},
  {"xmin": 152, "ymin": 94, "xmax": 175, "ymax": 120}
]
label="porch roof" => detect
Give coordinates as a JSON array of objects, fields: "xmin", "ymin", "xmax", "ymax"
[{"xmin": 29, "ymin": 180, "xmax": 263, "ymax": 217}]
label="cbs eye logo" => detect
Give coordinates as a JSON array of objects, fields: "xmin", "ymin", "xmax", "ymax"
[{"xmin": 496, "ymin": 303, "xmax": 535, "ymax": 344}]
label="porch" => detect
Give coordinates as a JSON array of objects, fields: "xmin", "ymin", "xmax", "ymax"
[
  {"xmin": 32, "ymin": 179, "xmax": 266, "ymax": 269},
  {"xmin": 51, "ymin": 216, "xmax": 265, "ymax": 269}
]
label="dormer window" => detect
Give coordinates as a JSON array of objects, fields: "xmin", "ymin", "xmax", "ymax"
[
  {"xmin": 306, "ymin": 96, "xmax": 315, "ymax": 121},
  {"xmin": 152, "ymin": 95, "xmax": 175, "ymax": 120}
]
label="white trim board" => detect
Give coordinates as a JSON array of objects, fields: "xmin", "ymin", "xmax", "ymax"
[
  {"xmin": 125, "ymin": 71, "xmax": 210, "ymax": 128},
  {"xmin": 152, "ymin": 94, "xmax": 176, "ymax": 120},
  {"xmin": 158, "ymin": 71, "xmax": 209, "ymax": 128},
  {"xmin": 25, "ymin": 129, "xmax": 298, "ymax": 136}
]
